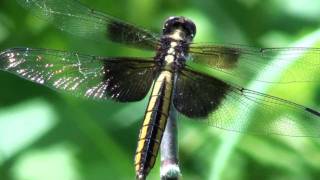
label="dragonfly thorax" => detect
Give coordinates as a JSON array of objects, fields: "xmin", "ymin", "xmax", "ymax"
[{"xmin": 155, "ymin": 36, "xmax": 190, "ymax": 70}]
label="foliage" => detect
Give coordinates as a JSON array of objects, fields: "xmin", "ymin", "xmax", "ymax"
[{"xmin": 0, "ymin": 0, "xmax": 320, "ymax": 180}]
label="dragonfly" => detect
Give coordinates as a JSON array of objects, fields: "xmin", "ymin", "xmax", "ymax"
[{"xmin": 1, "ymin": 0, "xmax": 320, "ymax": 179}]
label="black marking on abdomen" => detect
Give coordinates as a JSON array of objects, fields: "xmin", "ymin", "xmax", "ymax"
[{"xmin": 135, "ymin": 71, "xmax": 173, "ymax": 179}]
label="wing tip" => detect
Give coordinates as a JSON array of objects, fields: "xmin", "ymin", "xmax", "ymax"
[{"xmin": 306, "ymin": 107, "xmax": 320, "ymax": 117}]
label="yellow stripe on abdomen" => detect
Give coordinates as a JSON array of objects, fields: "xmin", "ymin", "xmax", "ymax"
[{"xmin": 135, "ymin": 70, "xmax": 174, "ymax": 179}]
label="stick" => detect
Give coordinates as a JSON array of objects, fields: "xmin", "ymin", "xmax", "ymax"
[{"xmin": 160, "ymin": 107, "xmax": 181, "ymax": 180}]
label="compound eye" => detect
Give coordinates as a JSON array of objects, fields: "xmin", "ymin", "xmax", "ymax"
[
  {"xmin": 163, "ymin": 17, "xmax": 180, "ymax": 32},
  {"xmin": 184, "ymin": 20, "xmax": 196, "ymax": 38}
]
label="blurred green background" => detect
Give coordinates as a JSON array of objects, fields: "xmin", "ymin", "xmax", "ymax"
[{"xmin": 1, "ymin": 0, "xmax": 320, "ymax": 180}]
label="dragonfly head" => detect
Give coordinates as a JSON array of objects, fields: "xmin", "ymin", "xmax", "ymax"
[{"xmin": 163, "ymin": 16, "xmax": 196, "ymax": 42}]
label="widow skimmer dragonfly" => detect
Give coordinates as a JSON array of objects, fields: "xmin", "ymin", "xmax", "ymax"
[{"xmin": 0, "ymin": 0, "xmax": 320, "ymax": 179}]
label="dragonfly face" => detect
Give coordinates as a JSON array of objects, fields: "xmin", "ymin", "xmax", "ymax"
[
  {"xmin": 1, "ymin": 0, "xmax": 320, "ymax": 179},
  {"xmin": 162, "ymin": 16, "xmax": 196, "ymax": 42}
]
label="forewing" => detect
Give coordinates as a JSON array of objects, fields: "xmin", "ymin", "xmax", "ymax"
[
  {"xmin": 0, "ymin": 48, "xmax": 157, "ymax": 102},
  {"xmin": 174, "ymin": 67, "xmax": 320, "ymax": 137},
  {"xmin": 189, "ymin": 44, "xmax": 320, "ymax": 84},
  {"xmin": 17, "ymin": 0, "xmax": 160, "ymax": 50}
]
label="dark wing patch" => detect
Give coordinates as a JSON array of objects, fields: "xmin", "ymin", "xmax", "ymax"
[
  {"xmin": 17, "ymin": 0, "xmax": 160, "ymax": 50},
  {"xmin": 189, "ymin": 45, "xmax": 240, "ymax": 69},
  {"xmin": 103, "ymin": 59, "xmax": 158, "ymax": 102},
  {"xmin": 107, "ymin": 20, "xmax": 159, "ymax": 50},
  {"xmin": 173, "ymin": 68, "xmax": 230, "ymax": 118},
  {"xmin": 0, "ymin": 48, "xmax": 157, "ymax": 102}
]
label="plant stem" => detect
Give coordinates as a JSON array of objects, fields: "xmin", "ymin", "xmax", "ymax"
[{"xmin": 160, "ymin": 107, "xmax": 181, "ymax": 180}]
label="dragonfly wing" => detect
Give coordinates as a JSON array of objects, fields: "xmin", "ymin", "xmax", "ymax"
[
  {"xmin": 0, "ymin": 48, "xmax": 157, "ymax": 102},
  {"xmin": 173, "ymin": 68, "xmax": 229, "ymax": 118},
  {"xmin": 17, "ymin": 0, "xmax": 160, "ymax": 50},
  {"xmin": 189, "ymin": 44, "xmax": 320, "ymax": 84},
  {"xmin": 173, "ymin": 67, "xmax": 320, "ymax": 137}
]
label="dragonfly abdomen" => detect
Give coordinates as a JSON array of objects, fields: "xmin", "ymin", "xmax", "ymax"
[{"xmin": 135, "ymin": 70, "xmax": 174, "ymax": 179}]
